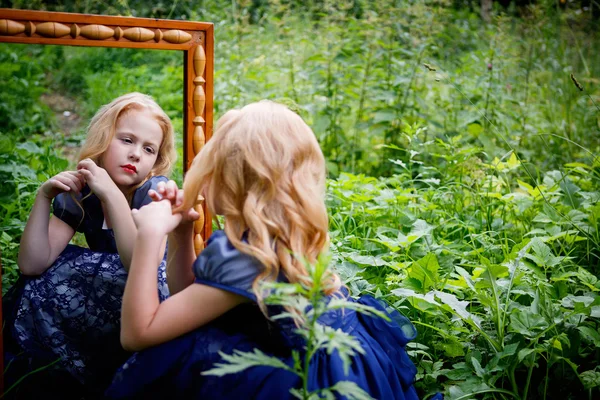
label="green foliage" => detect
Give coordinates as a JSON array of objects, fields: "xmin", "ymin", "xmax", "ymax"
[{"xmin": 327, "ymin": 129, "xmax": 600, "ymax": 398}]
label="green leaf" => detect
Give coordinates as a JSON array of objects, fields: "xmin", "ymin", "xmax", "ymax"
[
  {"xmin": 409, "ymin": 219, "xmax": 434, "ymax": 238},
  {"xmin": 499, "ymin": 343, "xmax": 520, "ymax": 359},
  {"xmin": 505, "ymin": 152, "xmax": 521, "ymax": 170},
  {"xmin": 580, "ymin": 370, "xmax": 600, "ymax": 389},
  {"xmin": 561, "ymin": 295, "xmax": 595, "ymax": 309},
  {"xmin": 202, "ymin": 349, "xmax": 296, "ymax": 377},
  {"xmin": 525, "ymin": 238, "xmax": 563, "ymax": 268},
  {"xmin": 313, "ymin": 324, "xmax": 365, "ymax": 376},
  {"xmin": 560, "ymin": 178, "xmax": 581, "ymax": 208},
  {"xmin": 407, "ymin": 253, "xmax": 440, "ymax": 292},
  {"xmin": 578, "ymin": 326, "xmax": 600, "ymax": 347},
  {"xmin": 16, "ymin": 141, "xmax": 43, "ymax": 155},
  {"xmin": 435, "ymin": 291, "xmax": 482, "ymax": 328},
  {"xmin": 391, "ymin": 288, "xmax": 439, "ymax": 307},
  {"xmin": 369, "ymin": 234, "xmax": 401, "ymax": 252},
  {"xmin": 517, "ymin": 348, "xmax": 536, "ymax": 362},
  {"xmin": 467, "ymin": 122, "xmax": 483, "ymax": 137},
  {"xmin": 455, "ymin": 266, "xmax": 476, "ymax": 292},
  {"xmin": 326, "ymin": 298, "xmax": 389, "ymax": 321},
  {"xmin": 441, "ymin": 339, "xmax": 465, "ymax": 358},
  {"xmin": 346, "ymin": 253, "xmax": 388, "ymax": 267},
  {"xmin": 471, "ymin": 357, "xmax": 486, "ymax": 378},
  {"xmin": 318, "ymin": 381, "xmax": 375, "ymax": 400},
  {"xmin": 509, "ymin": 309, "xmax": 547, "ymax": 338}
]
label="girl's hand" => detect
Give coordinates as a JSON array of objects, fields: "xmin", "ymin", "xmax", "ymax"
[
  {"xmin": 39, "ymin": 171, "xmax": 85, "ymax": 200},
  {"xmin": 132, "ymin": 200, "xmax": 183, "ymax": 237},
  {"xmin": 149, "ymin": 180, "xmax": 200, "ymax": 223},
  {"xmin": 77, "ymin": 158, "xmax": 118, "ymax": 201}
]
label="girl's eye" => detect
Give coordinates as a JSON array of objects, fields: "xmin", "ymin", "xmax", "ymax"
[
  {"xmin": 121, "ymin": 138, "xmax": 133, "ymax": 144},
  {"xmin": 145, "ymin": 147, "xmax": 156, "ymax": 154}
]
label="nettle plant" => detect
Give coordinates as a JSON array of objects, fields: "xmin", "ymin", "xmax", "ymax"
[
  {"xmin": 203, "ymin": 253, "xmax": 388, "ymax": 400},
  {"xmin": 326, "ymin": 123, "xmax": 600, "ymax": 399}
]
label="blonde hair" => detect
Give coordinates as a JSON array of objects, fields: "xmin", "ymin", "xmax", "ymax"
[
  {"xmin": 79, "ymin": 92, "xmax": 176, "ymax": 189},
  {"xmin": 179, "ymin": 101, "xmax": 337, "ymax": 301}
]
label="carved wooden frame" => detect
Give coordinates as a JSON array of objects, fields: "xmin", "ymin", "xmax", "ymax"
[{"xmin": 0, "ymin": 8, "xmax": 214, "ymax": 392}]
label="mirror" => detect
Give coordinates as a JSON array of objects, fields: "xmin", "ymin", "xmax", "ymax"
[{"xmin": 0, "ymin": 8, "xmax": 214, "ymax": 388}]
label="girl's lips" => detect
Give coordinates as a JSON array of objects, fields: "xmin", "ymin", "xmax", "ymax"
[{"xmin": 122, "ymin": 165, "xmax": 137, "ymax": 174}]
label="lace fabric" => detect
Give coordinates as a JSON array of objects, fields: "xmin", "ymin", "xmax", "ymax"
[{"xmin": 9, "ymin": 245, "xmax": 169, "ymax": 391}]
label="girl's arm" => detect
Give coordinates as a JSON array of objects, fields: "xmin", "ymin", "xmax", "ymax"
[
  {"xmin": 77, "ymin": 159, "xmax": 142, "ymax": 271},
  {"xmin": 101, "ymin": 188, "xmax": 137, "ymax": 270},
  {"xmin": 18, "ymin": 171, "xmax": 83, "ymax": 275},
  {"xmin": 165, "ymin": 221, "xmax": 197, "ymax": 295},
  {"xmin": 149, "ymin": 180, "xmax": 198, "ymax": 295},
  {"xmin": 121, "ymin": 200, "xmax": 245, "ymax": 351}
]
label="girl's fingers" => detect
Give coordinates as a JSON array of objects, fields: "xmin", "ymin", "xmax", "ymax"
[
  {"xmin": 148, "ymin": 189, "xmax": 163, "ymax": 202},
  {"xmin": 77, "ymin": 158, "xmax": 97, "ymax": 173},
  {"xmin": 166, "ymin": 180, "xmax": 177, "ymax": 200},
  {"xmin": 175, "ymin": 189, "xmax": 184, "ymax": 207},
  {"xmin": 78, "ymin": 168, "xmax": 92, "ymax": 177},
  {"xmin": 50, "ymin": 179, "xmax": 71, "ymax": 192},
  {"xmin": 156, "ymin": 181, "xmax": 166, "ymax": 196},
  {"xmin": 78, "ymin": 169, "xmax": 93, "ymax": 181},
  {"xmin": 55, "ymin": 175, "xmax": 81, "ymax": 193},
  {"xmin": 65, "ymin": 172, "xmax": 84, "ymax": 191},
  {"xmin": 76, "ymin": 170, "xmax": 86, "ymax": 185}
]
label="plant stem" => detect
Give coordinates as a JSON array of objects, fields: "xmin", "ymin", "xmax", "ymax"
[
  {"xmin": 351, "ymin": 42, "xmax": 373, "ymax": 173},
  {"xmin": 522, "ymin": 349, "xmax": 537, "ymax": 400},
  {"xmin": 484, "ymin": 43, "xmax": 496, "ymax": 132}
]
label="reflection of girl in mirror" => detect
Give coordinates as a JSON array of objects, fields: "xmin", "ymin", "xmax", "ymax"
[
  {"xmin": 3, "ymin": 92, "xmax": 176, "ymax": 397},
  {"xmin": 106, "ymin": 101, "xmax": 423, "ymax": 400}
]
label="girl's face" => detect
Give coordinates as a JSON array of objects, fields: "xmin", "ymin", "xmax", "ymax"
[{"xmin": 101, "ymin": 109, "xmax": 163, "ymax": 193}]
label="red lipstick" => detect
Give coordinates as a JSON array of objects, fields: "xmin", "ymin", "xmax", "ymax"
[{"xmin": 122, "ymin": 164, "xmax": 137, "ymax": 173}]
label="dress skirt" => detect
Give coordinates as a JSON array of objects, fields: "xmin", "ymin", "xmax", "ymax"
[{"xmin": 3, "ymin": 244, "xmax": 169, "ymax": 395}]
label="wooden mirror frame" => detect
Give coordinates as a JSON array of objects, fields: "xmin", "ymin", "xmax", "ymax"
[{"xmin": 0, "ymin": 8, "xmax": 214, "ymax": 392}]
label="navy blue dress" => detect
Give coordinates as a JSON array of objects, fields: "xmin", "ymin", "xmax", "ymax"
[
  {"xmin": 4, "ymin": 175, "xmax": 170, "ymax": 394},
  {"xmin": 106, "ymin": 230, "xmax": 424, "ymax": 399}
]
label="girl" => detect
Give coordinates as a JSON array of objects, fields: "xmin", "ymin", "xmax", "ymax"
[
  {"xmin": 4, "ymin": 92, "xmax": 176, "ymax": 397},
  {"xmin": 107, "ymin": 101, "xmax": 421, "ymax": 399}
]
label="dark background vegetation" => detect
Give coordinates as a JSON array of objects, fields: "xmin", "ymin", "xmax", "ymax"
[{"xmin": 0, "ymin": 0, "xmax": 599, "ymax": 398}]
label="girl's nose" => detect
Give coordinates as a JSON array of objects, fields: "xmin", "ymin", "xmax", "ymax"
[{"xmin": 129, "ymin": 147, "xmax": 141, "ymax": 161}]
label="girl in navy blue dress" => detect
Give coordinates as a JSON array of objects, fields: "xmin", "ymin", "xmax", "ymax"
[
  {"xmin": 107, "ymin": 101, "xmax": 424, "ymax": 399},
  {"xmin": 4, "ymin": 92, "xmax": 176, "ymax": 396}
]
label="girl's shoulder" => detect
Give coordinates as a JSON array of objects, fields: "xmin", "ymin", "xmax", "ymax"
[
  {"xmin": 192, "ymin": 230, "xmax": 263, "ymax": 301},
  {"xmin": 131, "ymin": 175, "xmax": 169, "ymax": 209},
  {"xmin": 52, "ymin": 187, "xmax": 96, "ymax": 231}
]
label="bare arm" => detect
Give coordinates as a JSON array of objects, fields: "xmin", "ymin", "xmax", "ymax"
[
  {"xmin": 77, "ymin": 158, "xmax": 150, "ymax": 271},
  {"xmin": 18, "ymin": 171, "xmax": 83, "ymax": 275},
  {"xmin": 101, "ymin": 187, "xmax": 138, "ymax": 271},
  {"xmin": 121, "ymin": 201, "xmax": 244, "ymax": 351},
  {"xmin": 149, "ymin": 180, "xmax": 198, "ymax": 295},
  {"xmin": 165, "ymin": 222, "xmax": 197, "ymax": 295}
]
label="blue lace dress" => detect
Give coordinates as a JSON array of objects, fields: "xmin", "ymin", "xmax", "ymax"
[
  {"xmin": 4, "ymin": 175, "xmax": 170, "ymax": 394},
  {"xmin": 106, "ymin": 230, "xmax": 429, "ymax": 400}
]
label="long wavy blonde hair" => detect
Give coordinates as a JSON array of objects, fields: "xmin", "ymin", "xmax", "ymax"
[
  {"xmin": 178, "ymin": 101, "xmax": 337, "ymax": 300},
  {"xmin": 79, "ymin": 92, "xmax": 176, "ymax": 193}
]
